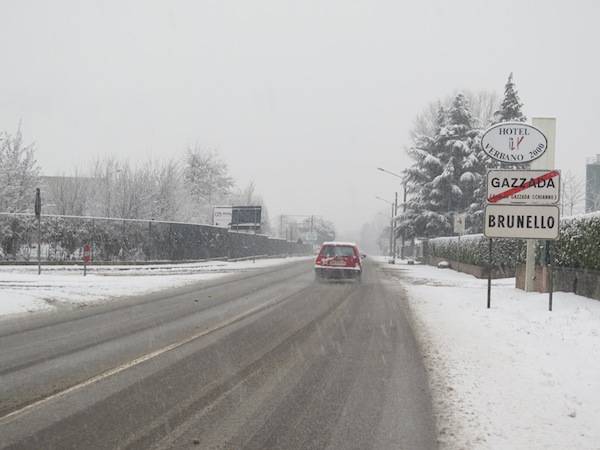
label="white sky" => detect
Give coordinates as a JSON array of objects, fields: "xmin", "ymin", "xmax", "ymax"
[{"xmin": 1, "ymin": 0, "xmax": 599, "ymax": 238}]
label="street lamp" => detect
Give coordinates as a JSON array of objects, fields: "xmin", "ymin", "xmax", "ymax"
[{"xmin": 377, "ymin": 167, "xmax": 404, "ymax": 179}]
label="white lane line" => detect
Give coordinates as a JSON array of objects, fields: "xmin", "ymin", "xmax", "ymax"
[{"xmin": 0, "ymin": 288, "xmax": 307, "ymax": 426}]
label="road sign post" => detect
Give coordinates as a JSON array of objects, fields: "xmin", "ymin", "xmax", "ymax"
[
  {"xmin": 35, "ymin": 188, "xmax": 42, "ymax": 275},
  {"xmin": 487, "ymin": 238, "xmax": 492, "ymax": 309},
  {"xmin": 83, "ymin": 243, "xmax": 92, "ymax": 276},
  {"xmin": 454, "ymin": 213, "xmax": 467, "ymax": 273}
]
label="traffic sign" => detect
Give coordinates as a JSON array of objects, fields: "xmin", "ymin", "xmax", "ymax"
[
  {"xmin": 487, "ymin": 169, "xmax": 560, "ymax": 205},
  {"xmin": 453, "ymin": 213, "xmax": 466, "ymax": 235},
  {"xmin": 484, "ymin": 204, "xmax": 560, "ymax": 240},
  {"xmin": 481, "ymin": 122, "xmax": 548, "ymax": 164},
  {"xmin": 83, "ymin": 244, "xmax": 92, "ymax": 264}
]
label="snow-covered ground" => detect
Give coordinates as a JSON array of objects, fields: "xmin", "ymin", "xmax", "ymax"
[
  {"xmin": 380, "ymin": 260, "xmax": 600, "ymax": 450},
  {"xmin": 0, "ymin": 257, "xmax": 310, "ymax": 317}
]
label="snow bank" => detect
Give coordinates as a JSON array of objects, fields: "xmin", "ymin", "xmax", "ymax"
[
  {"xmin": 382, "ymin": 262, "xmax": 600, "ymax": 449},
  {"xmin": 0, "ymin": 257, "xmax": 310, "ymax": 317}
]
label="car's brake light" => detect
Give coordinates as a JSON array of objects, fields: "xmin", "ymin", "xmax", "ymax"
[{"xmin": 316, "ymin": 254, "xmax": 323, "ymax": 265}]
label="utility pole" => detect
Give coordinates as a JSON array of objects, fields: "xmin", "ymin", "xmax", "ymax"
[
  {"xmin": 389, "ymin": 202, "xmax": 394, "ymax": 260},
  {"xmin": 392, "ymin": 192, "xmax": 398, "ymax": 263},
  {"xmin": 400, "ymin": 182, "xmax": 407, "ymax": 259}
]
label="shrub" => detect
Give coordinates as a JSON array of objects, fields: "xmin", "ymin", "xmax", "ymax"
[{"xmin": 426, "ymin": 211, "xmax": 600, "ymax": 271}]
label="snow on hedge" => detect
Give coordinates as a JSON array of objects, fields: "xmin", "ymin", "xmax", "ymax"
[{"xmin": 427, "ymin": 212, "xmax": 600, "ymax": 271}]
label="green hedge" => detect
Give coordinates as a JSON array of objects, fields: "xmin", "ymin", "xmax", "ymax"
[
  {"xmin": 426, "ymin": 212, "xmax": 600, "ymax": 272},
  {"xmin": 554, "ymin": 213, "xmax": 600, "ymax": 271},
  {"xmin": 427, "ymin": 234, "xmax": 523, "ymax": 270}
]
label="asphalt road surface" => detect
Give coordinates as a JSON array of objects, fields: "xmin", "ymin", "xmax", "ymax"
[{"xmin": 0, "ymin": 259, "xmax": 436, "ymax": 449}]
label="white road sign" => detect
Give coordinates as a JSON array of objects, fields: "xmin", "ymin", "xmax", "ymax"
[
  {"xmin": 453, "ymin": 213, "xmax": 467, "ymax": 234},
  {"xmin": 484, "ymin": 204, "xmax": 560, "ymax": 240},
  {"xmin": 487, "ymin": 169, "xmax": 560, "ymax": 205},
  {"xmin": 481, "ymin": 122, "xmax": 548, "ymax": 164}
]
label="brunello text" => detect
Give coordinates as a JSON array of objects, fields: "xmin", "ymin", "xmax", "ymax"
[{"xmin": 487, "ymin": 214, "xmax": 555, "ymax": 229}]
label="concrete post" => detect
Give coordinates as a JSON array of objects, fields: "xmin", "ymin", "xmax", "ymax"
[{"xmin": 524, "ymin": 118, "xmax": 556, "ymax": 292}]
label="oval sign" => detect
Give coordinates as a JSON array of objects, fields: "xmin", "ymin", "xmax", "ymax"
[{"xmin": 481, "ymin": 122, "xmax": 548, "ymax": 164}]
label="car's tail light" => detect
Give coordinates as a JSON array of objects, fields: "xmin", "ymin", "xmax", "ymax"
[{"xmin": 316, "ymin": 254, "xmax": 323, "ymax": 265}]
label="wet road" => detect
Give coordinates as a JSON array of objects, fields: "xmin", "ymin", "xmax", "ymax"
[{"xmin": 0, "ymin": 259, "xmax": 436, "ymax": 449}]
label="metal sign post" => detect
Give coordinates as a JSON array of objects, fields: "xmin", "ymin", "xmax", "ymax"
[
  {"xmin": 454, "ymin": 213, "xmax": 466, "ymax": 273},
  {"xmin": 546, "ymin": 241, "xmax": 554, "ymax": 311},
  {"xmin": 34, "ymin": 188, "xmax": 42, "ymax": 275},
  {"xmin": 83, "ymin": 243, "xmax": 92, "ymax": 276},
  {"xmin": 487, "ymin": 238, "xmax": 492, "ymax": 309}
]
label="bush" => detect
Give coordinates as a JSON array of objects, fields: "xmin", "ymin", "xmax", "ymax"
[
  {"xmin": 425, "ymin": 212, "xmax": 600, "ymax": 272},
  {"xmin": 0, "ymin": 214, "xmax": 311, "ymax": 262},
  {"xmin": 427, "ymin": 234, "xmax": 523, "ymax": 270},
  {"xmin": 554, "ymin": 212, "xmax": 600, "ymax": 271}
]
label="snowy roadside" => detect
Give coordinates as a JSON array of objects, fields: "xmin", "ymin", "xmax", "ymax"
[
  {"xmin": 378, "ymin": 260, "xmax": 600, "ymax": 450},
  {"xmin": 0, "ymin": 256, "xmax": 311, "ymax": 317}
]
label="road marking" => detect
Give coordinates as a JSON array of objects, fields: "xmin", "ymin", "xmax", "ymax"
[{"xmin": 0, "ymin": 286, "xmax": 310, "ymax": 425}]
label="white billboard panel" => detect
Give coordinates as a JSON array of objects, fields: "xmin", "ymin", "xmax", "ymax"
[
  {"xmin": 213, "ymin": 206, "xmax": 232, "ymax": 228},
  {"xmin": 453, "ymin": 213, "xmax": 466, "ymax": 235}
]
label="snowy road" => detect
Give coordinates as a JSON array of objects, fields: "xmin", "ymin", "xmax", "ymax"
[{"xmin": 0, "ymin": 258, "xmax": 436, "ymax": 449}]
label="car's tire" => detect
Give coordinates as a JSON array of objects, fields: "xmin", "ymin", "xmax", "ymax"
[
  {"xmin": 356, "ymin": 273, "xmax": 362, "ymax": 284},
  {"xmin": 315, "ymin": 272, "xmax": 324, "ymax": 283}
]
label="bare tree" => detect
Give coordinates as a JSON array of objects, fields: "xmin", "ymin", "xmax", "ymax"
[
  {"xmin": 561, "ymin": 170, "xmax": 585, "ymax": 216},
  {"xmin": 46, "ymin": 170, "xmax": 89, "ymax": 216},
  {"xmin": 410, "ymin": 90, "xmax": 498, "ymax": 139},
  {"xmin": 185, "ymin": 147, "xmax": 233, "ymax": 208}
]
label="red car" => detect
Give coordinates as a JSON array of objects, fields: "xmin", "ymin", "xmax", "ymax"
[{"xmin": 314, "ymin": 241, "xmax": 363, "ymax": 283}]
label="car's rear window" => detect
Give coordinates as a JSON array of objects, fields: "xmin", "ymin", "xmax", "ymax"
[{"xmin": 320, "ymin": 245, "xmax": 355, "ymax": 257}]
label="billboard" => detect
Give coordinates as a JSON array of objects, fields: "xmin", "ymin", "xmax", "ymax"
[
  {"xmin": 231, "ymin": 206, "xmax": 262, "ymax": 230},
  {"xmin": 213, "ymin": 206, "xmax": 232, "ymax": 228}
]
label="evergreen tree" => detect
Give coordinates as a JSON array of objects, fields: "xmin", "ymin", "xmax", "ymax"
[
  {"xmin": 401, "ymin": 94, "xmax": 481, "ymax": 237},
  {"xmin": 400, "ymin": 76, "xmax": 528, "ymax": 237},
  {"xmin": 466, "ymin": 73, "xmax": 528, "ymax": 231},
  {"xmin": 494, "ymin": 73, "xmax": 526, "ymax": 123}
]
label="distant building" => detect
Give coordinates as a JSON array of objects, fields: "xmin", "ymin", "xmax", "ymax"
[{"xmin": 585, "ymin": 155, "xmax": 600, "ymax": 212}]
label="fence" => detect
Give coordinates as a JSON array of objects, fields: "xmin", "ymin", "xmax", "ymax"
[{"xmin": 0, "ymin": 213, "xmax": 312, "ymax": 263}]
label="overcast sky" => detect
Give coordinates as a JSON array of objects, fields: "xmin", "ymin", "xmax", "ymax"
[{"xmin": 2, "ymin": 0, "xmax": 599, "ymax": 238}]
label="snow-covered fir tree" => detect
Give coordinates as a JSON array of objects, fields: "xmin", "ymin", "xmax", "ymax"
[
  {"xmin": 400, "ymin": 94, "xmax": 482, "ymax": 237},
  {"xmin": 400, "ymin": 74, "xmax": 529, "ymax": 238},
  {"xmin": 494, "ymin": 73, "xmax": 526, "ymax": 123}
]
